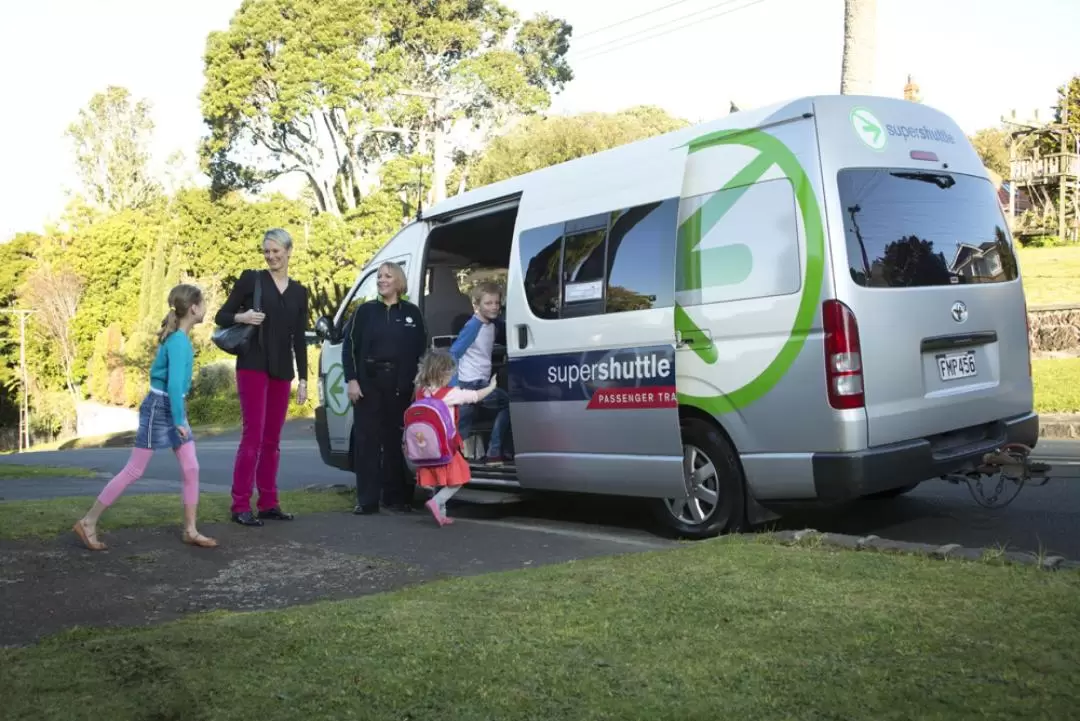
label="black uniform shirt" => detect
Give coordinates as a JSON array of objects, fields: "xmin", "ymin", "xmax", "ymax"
[
  {"xmin": 342, "ymin": 298, "xmax": 427, "ymax": 394},
  {"xmin": 215, "ymin": 269, "xmax": 309, "ymax": 382}
]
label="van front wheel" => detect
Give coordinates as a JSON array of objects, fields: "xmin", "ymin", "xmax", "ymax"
[{"xmin": 651, "ymin": 419, "xmax": 746, "ymax": 539}]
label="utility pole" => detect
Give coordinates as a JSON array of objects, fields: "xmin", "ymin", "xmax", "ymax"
[
  {"xmin": 0, "ymin": 309, "xmax": 34, "ymax": 451},
  {"xmin": 372, "ymin": 89, "xmax": 448, "ymax": 207}
]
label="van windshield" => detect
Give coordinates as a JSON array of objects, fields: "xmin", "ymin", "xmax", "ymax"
[{"xmin": 837, "ymin": 169, "xmax": 1019, "ymax": 288}]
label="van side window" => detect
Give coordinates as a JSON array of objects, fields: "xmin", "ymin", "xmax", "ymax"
[
  {"xmin": 518, "ymin": 199, "xmax": 678, "ymax": 320},
  {"xmin": 677, "ymin": 179, "xmax": 801, "ymax": 303}
]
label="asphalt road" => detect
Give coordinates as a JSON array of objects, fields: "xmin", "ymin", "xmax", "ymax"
[{"xmin": 2, "ymin": 420, "xmax": 1077, "ymax": 559}]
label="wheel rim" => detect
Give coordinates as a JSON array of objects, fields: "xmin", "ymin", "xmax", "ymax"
[{"xmin": 664, "ymin": 443, "xmax": 722, "ymax": 526}]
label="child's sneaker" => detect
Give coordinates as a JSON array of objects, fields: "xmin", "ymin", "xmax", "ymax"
[{"xmin": 483, "ymin": 453, "xmax": 513, "ymax": 466}]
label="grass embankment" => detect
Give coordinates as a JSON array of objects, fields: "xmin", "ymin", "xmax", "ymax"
[
  {"xmin": 1033, "ymin": 357, "xmax": 1080, "ymax": 414},
  {"xmin": 0, "ymin": 537, "xmax": 1077, "ymax": 720},
  {"xmin": 0, "ymin": 488, "xmax": 354, "ymax": 541},
  {"xmin": 0, "ymin": 465, "xmax": 96, "ymax": 480},
  {"xmin": 1018, "ymin": 245, "xmax": 1080, "ymax": 308}
]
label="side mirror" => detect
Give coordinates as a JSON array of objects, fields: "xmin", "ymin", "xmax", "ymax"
[{"xmin": 314, "ymin": 316, "xmax": 334, "ymax": 342}]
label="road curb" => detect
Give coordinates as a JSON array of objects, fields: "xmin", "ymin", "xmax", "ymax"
[
  {"xmin": 1040, "ymin": 414, "xmax": 1080, "ymax": 439},
  {"xmin": 766, "ymin": 529, "xmax": 1079, "ymax": 571}
]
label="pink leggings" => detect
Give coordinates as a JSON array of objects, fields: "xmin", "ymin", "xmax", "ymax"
[{"xmin": 97, "ymin": 443, "xmax": 200, "ymax": 507}]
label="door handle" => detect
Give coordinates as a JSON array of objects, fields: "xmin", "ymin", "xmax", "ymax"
[{"xmin": 516, "ymin": 324, "xmax": 528, "ymax": 350}]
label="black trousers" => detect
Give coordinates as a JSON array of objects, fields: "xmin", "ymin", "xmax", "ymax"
[{"xmin": 352, "ymin": 366, "xmax": 413, "ymax": 508}]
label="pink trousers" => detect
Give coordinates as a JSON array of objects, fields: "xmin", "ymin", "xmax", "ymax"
[{"xmin": 230, "ymin": 369, "xmax": 292, "ymax": 513}]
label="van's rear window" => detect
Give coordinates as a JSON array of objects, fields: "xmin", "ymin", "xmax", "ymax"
[{"xmin": 837, "ymin": 169, "xmax": 1019, "ymax": 288}]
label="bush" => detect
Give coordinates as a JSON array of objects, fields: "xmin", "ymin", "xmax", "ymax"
[{"xmin": 1019, "ymin": 234, "xmax": 1066, "ymax": 248}]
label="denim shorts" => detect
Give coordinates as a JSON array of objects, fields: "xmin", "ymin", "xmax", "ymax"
[{"xmin": 135, "ymin": 389, "xmax": 192, "ymax": 450}]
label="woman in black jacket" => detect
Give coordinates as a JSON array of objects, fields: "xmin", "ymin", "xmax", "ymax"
[
  {"xmin": 216, "ymin": 228, "xmax": 309, "ymax": 527},
  {"xmin": 342, "ymin": 261, "xmax": 427, "ymax": 515}
]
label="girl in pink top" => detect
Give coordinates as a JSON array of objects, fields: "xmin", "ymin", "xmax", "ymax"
[{"xmin": 411, "ymin": 350, "xmax": 497, "ymax": 526}]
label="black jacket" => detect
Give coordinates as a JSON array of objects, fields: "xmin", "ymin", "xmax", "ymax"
[
  {"xmin": 215, "ymin": 269, "xmax": 309, "ymax": 382},
  {"xmin": 342, "ymin": 299, "xmax": 427, "ymax": 395}
]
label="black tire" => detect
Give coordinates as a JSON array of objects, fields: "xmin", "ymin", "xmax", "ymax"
[
  {"xmin": 650, "ymin": 418, "xmax": 747, "ymax": 540},
  {"xmin": 865, "ymin": 482, "xmax": 920, "ymax": 499}
]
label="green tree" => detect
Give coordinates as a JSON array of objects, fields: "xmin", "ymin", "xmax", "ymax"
[
  {"xmin": 970, "ymin": 127, "xmax": 1011, "ymax": 180},
  {"xmin": 66, "ymin": 86, "xmax": 160, "ymax": 212},
  {"xmin": 199, "ymin": 0, "xmax": 571, "ymax": 215},
  {"xmin": 465, "ymin": 106, "xmax": 688, "ymax": 189}
]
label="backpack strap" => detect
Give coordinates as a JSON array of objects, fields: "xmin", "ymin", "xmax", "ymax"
[{"xmin": 429, "ymin": 387, "xmax": 462, "ymax": 449}]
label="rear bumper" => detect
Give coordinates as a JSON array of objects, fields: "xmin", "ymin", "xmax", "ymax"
[
  {"xmin": 314, "ymin": 406, "xmax": 352, "ymax": 472},
  {"xmin": 812, "ymin": 412, "xmax": 1039, "ymax": 502}
]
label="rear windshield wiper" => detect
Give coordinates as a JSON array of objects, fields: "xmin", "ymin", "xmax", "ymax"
[{"xmin": 891, "ymin": 171, "xmax": 956, "ymax": 189}]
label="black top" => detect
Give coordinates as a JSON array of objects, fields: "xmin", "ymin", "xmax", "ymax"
[
  {"xmin": 216, "ymin": 269, "xmax": 309, "ymax": 382},
  {"xmin": 342, "ymin": 299, "xmax": 427, "ymax": 394}
]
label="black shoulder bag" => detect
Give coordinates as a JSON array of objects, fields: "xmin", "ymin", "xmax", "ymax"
[{"xmin": 212, "ymin": 270, "xmax": 263, "ymax": 356}]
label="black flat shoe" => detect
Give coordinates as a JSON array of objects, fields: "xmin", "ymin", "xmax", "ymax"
[
  {"xmin": 232, "ymin": 512, "xmax": 264, "ymax": 527},
  {"xmin": 257, "ymin": 507, "xmax": 294, "ymax": 521},
  {"xmin": 353, "ymin": 504, "xmax": 379, "ymax": 515}
]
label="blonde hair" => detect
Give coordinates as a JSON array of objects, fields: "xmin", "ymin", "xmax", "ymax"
[
  {"xmin": 263, "ymin": 228, "xmax": 293, "ymax": 251},
  {"xmin": 379, "ymin": 262, "xmax": 408, "ymax": 298},
  {"xmin": 470, "ymin": 281, "xmax": 502, "ymax": 307},
  {"xmin": 158, "ymin": 284, "xmax": 204, "ymax": 344},
  {"xmin": 413, "ymin": 350, "xmax": 456, "ymax": 390}
]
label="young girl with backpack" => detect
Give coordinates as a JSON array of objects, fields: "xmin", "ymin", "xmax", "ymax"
[
  {"xmin": 405, "ymin": 349, "xmax": 497, "ymax": 526},
  {"xmin": 73, "ymin": 284, "xmax": 218, "ymax": 551}
]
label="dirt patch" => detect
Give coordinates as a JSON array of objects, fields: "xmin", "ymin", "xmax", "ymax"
[{"xmin": 0, "ymin": 510, "xmax": 663, "ymax": 647}]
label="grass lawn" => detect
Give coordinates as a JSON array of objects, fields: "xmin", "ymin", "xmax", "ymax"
[
  {"xmin": 1033, "ymin": 357, "xmax": 1080, "ymax": 414},
  {"xmin": 0, "ymin": 488, "xmax": 355, "ymax": 540},
  {"xmin": 0, "ymin": 537, "xmax": 1077, "ymax": 721},
  {"xmin": 0, "ymin": 464, "xmax": 96, "ymax": 480},
  {"xmin": 1018, "ymin": 245, "xmax": 1080, "ymax": 308}
]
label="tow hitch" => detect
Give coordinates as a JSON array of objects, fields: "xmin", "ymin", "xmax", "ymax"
[{"xmin": 941, "ymin": 443, "xmax": 1052, "ymax": 509}]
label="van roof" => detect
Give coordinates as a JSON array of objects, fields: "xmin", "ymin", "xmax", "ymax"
[{"xmin": 421, "ymin": 94, "xmax": 957, "ymax": 220}]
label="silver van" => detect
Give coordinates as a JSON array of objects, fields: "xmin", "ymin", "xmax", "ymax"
[{"xmin": 313, "ymin": 94, "xmax": 1038, "ymax": 538}]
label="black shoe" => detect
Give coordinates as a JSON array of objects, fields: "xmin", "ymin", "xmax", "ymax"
[
  {"xmin": 232, "ymin": 511, "xmax": 264, "ymax": 527},
  {"xmin": 382, "ymin": 503, "xmax": 413, "ymax": 514},
  {"xmin": 353, "ymin": 504, "xmax": 380, "ymax": 515},
  {"xmin": 257, "ymin": 507, "xmax": 294, "ymax": 521}
]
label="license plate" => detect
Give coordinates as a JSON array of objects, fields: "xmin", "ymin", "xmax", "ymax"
[{"xmin": 936, "ymin": 351, "xmax": 977, "ymax": 382}]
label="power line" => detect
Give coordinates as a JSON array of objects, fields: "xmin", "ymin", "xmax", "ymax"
[
  {"xmin": 573, "ymin": 0, "xmax": 749, "ymax": 55},
  {"xmin": 574, "ymin": 0, "xmax": 769, "ymax": 63},
  {"xmin": 573, "ymin": 0, "xmax": 702, "ymax": 41}
]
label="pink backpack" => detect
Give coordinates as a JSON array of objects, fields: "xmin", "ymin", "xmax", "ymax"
[{"xmin": 402, "ymin": 388, "xmax": 461, "ymax": 468}]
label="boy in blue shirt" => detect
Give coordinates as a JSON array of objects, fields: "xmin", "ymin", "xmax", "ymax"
[{"xmin": 450, "ymin": 282, "xmax": 512, "ymax": 464}]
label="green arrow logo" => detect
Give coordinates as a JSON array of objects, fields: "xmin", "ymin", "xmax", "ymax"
[
  {"xmin": 851, "ymin": 107, "xmax": 886, "ymax": 150},
  {"xmin": 325, "ymin": 363, "xmax": 350, "ymax": 416},
  {"xmin": 674, "ymin": 127, "xmax": 826, "ymax": 416}
]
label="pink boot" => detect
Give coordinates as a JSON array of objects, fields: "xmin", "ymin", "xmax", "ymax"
[{"xmin": 425, "ymin": 499, "xmax": 453, "ymax": 527}]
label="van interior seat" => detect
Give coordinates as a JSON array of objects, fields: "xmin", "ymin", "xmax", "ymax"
[{"xmin": 425, "ymin": 265, "xmax": 473, "ymax": 340}]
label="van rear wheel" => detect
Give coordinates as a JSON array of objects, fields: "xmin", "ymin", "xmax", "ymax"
[{"xmin": 651, "ymin": 418, "xmax": 746, "ymax": 539}]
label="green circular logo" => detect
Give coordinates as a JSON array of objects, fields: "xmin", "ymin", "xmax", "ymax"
[
  {"xmin": 851, "ymin": 107, "xmax": 886, "ymax": 150},
  {"xmin": 675, "ymin": 128, "xmax": 826, "ymax": 416}
]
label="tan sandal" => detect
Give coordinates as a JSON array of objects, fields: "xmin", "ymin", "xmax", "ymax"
[
  {"xmin": 182, "ymin": 531, "xmax": 218, "ymax": 548},
  {"xmin": 73, "ymin": 520, "xmax": 106, "ymax": 551}
]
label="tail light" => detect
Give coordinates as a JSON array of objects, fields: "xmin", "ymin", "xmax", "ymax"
[
  {"xmin": 1024, "ymin": 297, "xmax": 1032, "ymax": 377},
  {"xmin": 823, "ymin": 300, "xmax": 865, "ymax": 410}
]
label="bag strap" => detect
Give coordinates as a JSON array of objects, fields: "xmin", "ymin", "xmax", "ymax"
[{"xmin": 253, "ymin": 270, "xmax": 265, "ymax": 347}]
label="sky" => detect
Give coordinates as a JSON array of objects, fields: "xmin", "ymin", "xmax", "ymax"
[{"xmin": 0, "ymin": 0, "xmax": 1076, "ymax": 241}]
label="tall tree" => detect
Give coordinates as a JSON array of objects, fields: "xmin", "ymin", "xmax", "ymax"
[
  {"xmin": 21, "ymin": 265, "xmax": 83, "ymax": 403},
  {"xmin": 840, "ymin": 0, "xmax": 876, "ymax": 95},
  {"xmin": 66, "ymin": 86, "xmax": 160, "ymax": 212},
  {"xmin": 199, "ymin": 0, "xmax": 571, "ymax": 215}
]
